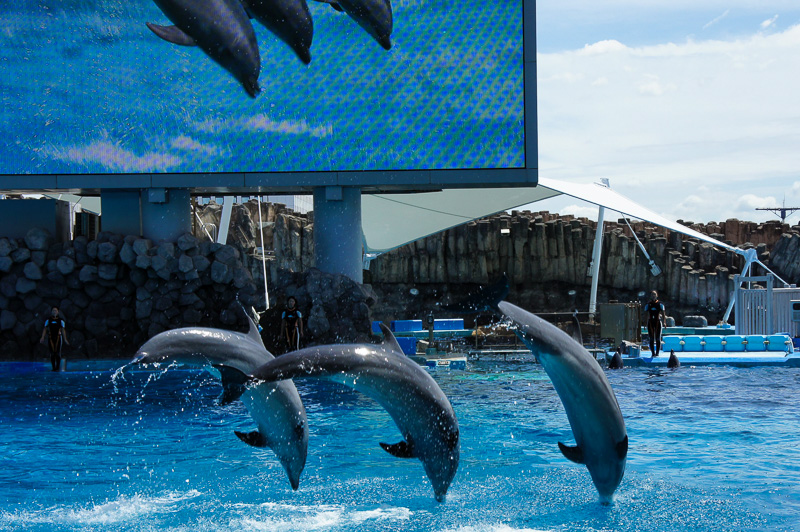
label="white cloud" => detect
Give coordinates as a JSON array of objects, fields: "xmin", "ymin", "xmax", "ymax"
[
  {"xmin": 735, "ymin": 194, "xmax": 778, "ymax": 210},
  {"xmin": 170, "ymin": 136, "xmax": 222, "ymax": 157},
  {"xmin": 195, "ymin": 114, "xmax": 333, "ymax": 138},
  {"xmin": 46, "ymin": 135, "xmax": 182, "ymax": 172},
  {"xmin": 537, "ymin": 24, "xmax": 800, "ymax": 223},
  {"xmin": 579, "ymin": 40, "xmax": 628, "ymax": 55},
  {"xmin": 703, "ymin": 10, "xmax": 730, "ymax": 30},
  {"xmin": 761, "ymin": 15, "xmax": 779, "ymax": 29},
  {"xmin": 637, "ymin": 74, "xmax": 676, "ymax": 96}
]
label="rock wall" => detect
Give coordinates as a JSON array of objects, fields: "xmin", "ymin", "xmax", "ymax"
[
  {"xmin": 244, "ymin": 206, "xmax": 798, "ymax": 324},
  {"xmin": 0, "ymin": 229, "xmax": 262, "ymax": 358},
  {"xmin": 0, "ymin": 219, "xmax": 375, "ymax": 360}
]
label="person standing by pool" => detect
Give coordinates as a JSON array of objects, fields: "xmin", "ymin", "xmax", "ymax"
[
  {"xmin": 40, "ymin": 307, "xmax": 70, "ymax": 371},
  {"xmin": 643, "ymin": 291, "xmax": 666, "ymax": 357},
  {"xmin": 281, "ymin": 297, "xmax": 303, "ymax": 352}
]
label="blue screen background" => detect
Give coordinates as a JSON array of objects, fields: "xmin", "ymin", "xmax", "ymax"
[{"xmin": 0, "ymin": 1, "xmax": 524, "ymax": 175}]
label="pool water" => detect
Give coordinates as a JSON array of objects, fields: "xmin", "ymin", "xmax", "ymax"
[{"xmin": 1, "ymin": 358, "xmax": 798, "ymax": 531}]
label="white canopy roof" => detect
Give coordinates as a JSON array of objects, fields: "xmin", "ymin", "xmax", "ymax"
[{"xmin": 361, "ymin": 177, "xmax": 738, "ymax": 256}]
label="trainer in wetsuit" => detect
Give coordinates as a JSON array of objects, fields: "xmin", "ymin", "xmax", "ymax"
[
  {"xmin": 40, "ymin": 307, "xmax": 70, "ymax": 371},
  {"xmin": 643, "ymin": 291, "xmax": 666, "ymax": 357},
  {"xmin": 281, "ymin": 297, "xmax": 304, "ymax": 352}
]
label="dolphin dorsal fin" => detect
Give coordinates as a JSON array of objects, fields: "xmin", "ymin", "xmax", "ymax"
[
  {"xmin": 313, "ymin": 0, "xmax": 345, "ymax": 11},
  {"xmin": 214, "ymin": 365, "xmax": 249, "ymax": 405},
  {"xmin": 379, "ymin": 323, "xmax": 404, "ymax": 354},
  {"xmin": 380, "ymin": 440, "xmax": 415, "ymax": 459},
  {"xmin": 246, "ymin": 313, "xmax": 266, "ymax": 349},
  {"xmin": 235, "ymin": 430, "xmax": 268, "ymax": 448},
  {"xmin": 616, "ymin": 435, "xmax": 629, "ymax": 460},
  {"xmin": 146, "ymin": 23, "xmax": 197, "ymax": 46},
  {"xmin": 558, "ymin": 441, "xmax": 585, "ymax": 464}
]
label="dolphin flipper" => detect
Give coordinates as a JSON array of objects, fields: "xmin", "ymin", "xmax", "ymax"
[
  {"xmin": 214, "ymin": 365, "xmax": 250, "ymax": 405},
  {"xmin": 380, "ymin": 440, "xmax": 415, "ymax": 458},
  {"xmin": 558, "ymin": 442, "xmax": 585, "ymax": 464},
  {"xmin": 146, "ymin": 23, "xmax": 197, "ymax": 46},
  {"xmin": 235, "ymin": 430, "xmax": 269, "ymax": 448},
  {"xmin": 616, "ymin": 436, "xmax": 629, "ymax": 460}
]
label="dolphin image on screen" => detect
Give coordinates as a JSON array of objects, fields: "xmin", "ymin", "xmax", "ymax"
[
  {"xmin": 134, "ymin": 313, "xmax": 308, "ymax": 490},
  {"xmin": 314, "ymin": 0, "xmax": 393, "ymax": 50},
  {"xmin": 242, "ymin": 0, "xmax": 314, "ymax": 64},
  {"xmin": 250, "ymin": 324, "xmax": 459, "ymax": 502},
  {"xmin": 147, "ymin": 0, "xmax": 262, "ymax": 97}
]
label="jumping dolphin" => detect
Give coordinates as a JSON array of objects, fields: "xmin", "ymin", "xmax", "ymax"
[
  {"xmin": 134, "ymin": 315, "xmax": 308, "ymax": 490},
  {"xmin": 315, "ymin": 0, "xmax": 393, "ymax": 50},
  {"xmin": 243, "ymin": 0, "xmax": 314, "ymax": 64},
  {"xmin": 147, "ymin": 0, "xmax": 261, "ymax": 97},
  {"xmin": 250, "ymin": 324, "xmax": 459, "ymax": 502},
  {"xmin": 445, "ymin": 276, "xmax": 628, "ymax": 503}
]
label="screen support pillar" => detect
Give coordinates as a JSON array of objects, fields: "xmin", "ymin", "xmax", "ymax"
[
  {"xmin": 140, "ymin": 188, "xmax": 191, "ymax": 242},
  {"xmin": 100, "ymin": 190, "xmax": 142, "ymax": 237},
  {"xmin": 313, "ymin": 186, "xmax": 363, "ymax": 283}
]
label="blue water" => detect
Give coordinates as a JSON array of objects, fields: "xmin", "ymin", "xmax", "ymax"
[
  {"xmin": 0, "ymin": 1, "xmax": 524, "ymax": 174},
  {"xmin": 1, "ymin": 358, "xmax": 798, "ymax": 531}
]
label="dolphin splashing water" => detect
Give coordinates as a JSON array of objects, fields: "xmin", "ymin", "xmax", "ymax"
[
  {"xmin": 133, "ymin": 313, "xmax": 308, "ymax": 490},
  {"xmin": 250, "ymin": 323, "xmax": 459, "ymax": 502},
  {"xmin": 444, "ymin": 275, "xmax": 628, "ymax": 503}
]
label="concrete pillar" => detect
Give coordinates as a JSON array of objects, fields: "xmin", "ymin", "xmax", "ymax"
[
  {"xmin": 140, "ymin": 188, "xmax": 191, "ymax": 242},
  {"xmin": 100, "ymin": 190, "xmax": 141, "ymax": 237},
  {"xmin": 313, "ymin": 186, "xmax": 363, "ymax": 283}
]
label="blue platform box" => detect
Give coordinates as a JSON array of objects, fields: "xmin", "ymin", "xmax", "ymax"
[
  {"xmin": 396, "ymin": 337, "xmax": 418, "ymax": 355},
  {"xmin": 724, "ymin": 336, "xmax": 746, "ymax": 352},
  {"xmin": 391, "ymin": 320, "xmax": 423, "ymax": 332},
  {"xmin": 767, "ymin": 334, "xmax": 792, "ymax": 352},
  {"xmin": 682, "ymin": 336, "xmax": 703, "ymax": 352},
  {"xmin": 703, "ymin": 336, "xmax": 724, "ymax": 352},
  {"xmin": 433, "ymin": 319, "xmax": 465, "ymax": 330},
  {"xmin": 745, "ymin": 335, "xmax": 767, "ymax": 352},
  {"xmin": 372, "ymin": 321, "xmax": 383, "ymax": 334},
  {"xmin": 662, "ymin": 336, "xmax": 682, "ymax": 353}
]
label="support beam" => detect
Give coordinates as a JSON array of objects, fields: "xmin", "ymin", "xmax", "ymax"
[
  {"xmin": 217, "ymin": 196, "xmax": 234, "ymax": 244},
  {"xmin": 100, "ymin": 190, "xmax": 141, "ymax": 236},
  {"xmin": 313, "ymin": 186, "xmax": 363, "ymax": 283},
  {"xmin": 140, "ymin": 188, "xmax": 191, "ymax": 242},
  {"xmin": 588, "ymin": 205, "xmax": 605, "ymax": 323}
]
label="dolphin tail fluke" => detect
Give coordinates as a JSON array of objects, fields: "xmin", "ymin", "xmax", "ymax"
[
  {"xmin": 214, "ymin": 365, "xmax": 250, "ymax": 405},
  {"xmin": 235, "ymin": 430, "xmax": 269, "ymax": 448},
  {"xmin": 146, "ymin": 23, "xmax": 197, "ymax": 46},
  {"xmin": 380, "ymin": 440, "xmax": 415, "ymax": 458},
  {"xmin": 557, "ymin": 441, "xmax": 585, "ymax": 464},
  {"xmin": 440, "ymin": 274, "xmax": 510, "ymax": 313}
]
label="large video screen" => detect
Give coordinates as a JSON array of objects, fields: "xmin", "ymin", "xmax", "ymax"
[{"xmin": 0, "ymin": 0, "xmax": 525, "ymax": 175}]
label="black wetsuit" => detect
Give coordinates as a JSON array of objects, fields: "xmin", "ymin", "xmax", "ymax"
[
  {"xmin": 282, "ymin": 308, "xmax": 302, "ymax": 351},
  {"xmin": 44, "ymin": 318, "xmax": 65, "ymax": 371},
  {"xmin": 644, "ymin": 300, "xmax": 665, "ymax": 356}
]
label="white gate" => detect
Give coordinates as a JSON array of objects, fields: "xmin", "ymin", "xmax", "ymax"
[{"xmin": 735, "ymin": 275, "xmax": 800, "ymax": 336}]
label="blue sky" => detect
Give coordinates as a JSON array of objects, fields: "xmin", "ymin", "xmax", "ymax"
[{"xmin": 532, "ymin": 0, "xmax": 800, "ymax": 224}]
